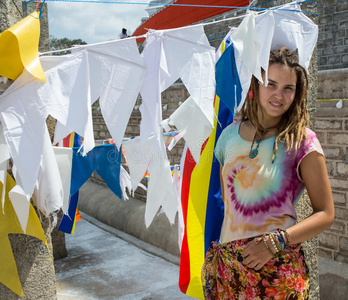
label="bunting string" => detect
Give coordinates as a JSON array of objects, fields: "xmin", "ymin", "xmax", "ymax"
[
  {"xmin": 24, "ymin": 0, "xmax": 317, "ymax": 15},
  {"xmin": 39, "ymin": 1, "xmax": 317, "ymax": 56}
]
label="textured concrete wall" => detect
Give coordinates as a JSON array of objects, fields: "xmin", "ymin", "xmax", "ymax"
[
  {"xmin": 0, "ymin": 0, "xmax": 22, "ymax": 32},
  {"xmin": 78, "ymin": 180, "xmax": 181, "ymax": 257}
]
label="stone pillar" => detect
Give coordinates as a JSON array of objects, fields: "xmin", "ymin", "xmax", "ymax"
[
  {"xmin": 0, "ymin": 0, "xmax": 23, "ymax": 32},
  {"xmin": 0, "ymin": 1, "xmax": 57, "ymax": 298},
  {"xmin": 23, "ymin": 1, "xmax": 68, "ymax": 261},
  {"xmin": 22, "ymin": 1, "xmax": 50, "ymax": 53}
]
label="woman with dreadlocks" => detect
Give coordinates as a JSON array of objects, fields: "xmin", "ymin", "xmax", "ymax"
[{"xmin": 202, "ymin": 48, "xmax": 334, "ymax": 299}]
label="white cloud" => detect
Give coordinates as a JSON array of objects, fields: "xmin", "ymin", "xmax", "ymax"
[{"xmin": 47, "ymin": 1, "xmax": 149, "ymax": 44}]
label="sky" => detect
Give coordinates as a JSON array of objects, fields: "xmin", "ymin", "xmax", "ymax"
[{"xmin": 47, "ymin": 1, "xmax": 151, "ymax": 44}]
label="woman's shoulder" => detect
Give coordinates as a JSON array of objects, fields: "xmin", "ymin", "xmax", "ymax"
[
  {"xmin": 216, "ymin": 121, "xmax": 240, "ymax": 149},
  {"xmin": 303, "ymin": 127, "xmax": 321, "ymax": 145},
  {"xmin": 298, "ymin": 127, "xmax": 324, "ymax": 157},
  {"xmin": 221, "ymin": 120, "xmax": 241, "ymax": 135}
]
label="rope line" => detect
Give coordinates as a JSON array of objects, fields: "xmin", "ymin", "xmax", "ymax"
[
  {"xmin": 35, "ymin": 0, "xmax": 42, "ymax": 11},
  {"xmin": 39, "ymin": 0, "xmax": 47, "ymax": 19},
  {"xmin": 22, "ymin": 0, "xmax": 36, "ymax": 6},
  {"xmin": 24, "ymin": 0, "xmax": 317, "ymax": 14}
]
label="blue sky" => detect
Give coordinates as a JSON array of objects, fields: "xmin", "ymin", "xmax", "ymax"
[{"xmin": 47, "ymin": 1, "xmax": 150, "ymax": 44}]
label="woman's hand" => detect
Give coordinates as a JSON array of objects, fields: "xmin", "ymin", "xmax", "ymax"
[{"xmin": 241, "ymin": 237, "xmax": 274, "ymax": 270}]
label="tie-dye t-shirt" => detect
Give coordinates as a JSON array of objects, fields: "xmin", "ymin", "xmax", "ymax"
[{"xmin": 214, "ymin": 121, "xmax": 324, "ymax": 243}]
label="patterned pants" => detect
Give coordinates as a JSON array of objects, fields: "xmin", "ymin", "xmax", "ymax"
[{"xmin": 201, "ymin": 239, "xmax": 310, "ymax": 300}]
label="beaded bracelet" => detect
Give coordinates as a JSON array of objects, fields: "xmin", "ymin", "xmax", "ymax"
[
  {"xmin": 269, "ymin": 233, "xmax": 280, "ymax": 253},
  {"xmin": 273, "ymin": 233, "xmax": 282, "ymax": 251},
  {"xmin": 277, "ymin": 228, "xmax": 293, "ymax": 247},
  {"xmin": 273, "ymin": 229, "xmax": 285, "ymax": 250},
  {"xmin": 262, "ymin": 234, "xmax": 275, "ymax": 256},
  {"xmin": 283, "ymin": 230, "xmax": 293, "ymax": 247},
  {"xmin": 277, "ymin": 234, "xmax": 285, "ymax": 251}
]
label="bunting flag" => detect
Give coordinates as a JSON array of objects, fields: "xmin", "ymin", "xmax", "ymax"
[
  {"xmin": 57, "ymin": 143, "xmax": 122, "ymax": 233},
  {"xmin": 0, "ymin": 11, "xmax": 46, "ymax": 82},
  {"xmin": 61, "ymin": 132, "xmax": 82, "ymax": 148},
  {"xmin": 139, "ymin": 26, "xmax": 215, "ymax": 149},
  {"xmin": 141, "ymin": 165, "xmax": 180, "ymax": 180},
  {"xmin": 58, "ymin": 132, "xmax": 82, "ymax": 234},
  {"xmin": 0, "ymin": 173, "xmax": 48, "ymax": 297},
  {"xmin": 179, "ymin": 37, "xmax": 235, "ymax": 299}
]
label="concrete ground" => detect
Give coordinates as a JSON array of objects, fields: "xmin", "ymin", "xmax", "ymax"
[
  {"xmin": 54, "ymin": 213, "xmax": 193, "ymax": 300},
  {"xmin": 318, "ymin": 256, "xmax": 348, "ymax": 300},
  {"xmin": 55, "ymin": 211, "xmax": 348, "ymax": 300}
]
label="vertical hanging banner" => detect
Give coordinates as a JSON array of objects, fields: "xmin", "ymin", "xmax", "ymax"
[{"xmin": 179, "ymin": 38, "xmax": 235, "ymax": 299}]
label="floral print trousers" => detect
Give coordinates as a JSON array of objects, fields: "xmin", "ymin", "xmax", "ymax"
[{"xmin": 201, "ymin": 239, "xmax": 310, "ymax": 300}]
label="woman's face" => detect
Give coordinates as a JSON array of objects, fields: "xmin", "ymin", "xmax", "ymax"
[{"xmin": 257, "ymin": 63, "xmax": 297, "ymax": 126}]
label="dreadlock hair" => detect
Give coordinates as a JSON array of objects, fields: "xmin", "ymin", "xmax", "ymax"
[{"xmin": 240, "ymin": 47, "xmax": 310, "ymax": 154}]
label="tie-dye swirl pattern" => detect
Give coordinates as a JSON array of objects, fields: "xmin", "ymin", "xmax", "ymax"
[{"xmin": 214, "ymin": 122, "xmax": 324, "ymax": 243}]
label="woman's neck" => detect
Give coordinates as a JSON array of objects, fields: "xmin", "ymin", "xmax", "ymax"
[
  {"xmin": 256, "ymin": 109, "xmax": 283, "ymax": 130},
  {"xmin": 258, "ymin": 117, "xmax": 282, "ymax": 130}
]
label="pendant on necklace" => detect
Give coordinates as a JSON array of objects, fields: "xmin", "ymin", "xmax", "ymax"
[
  {"xmin": 248, "ymin": 122, "xmax": 281, "ymax": 160},
  {"xmin": 250, "ymin": 138, "xmax": 262, "ymax": 159},
  {"xmin": 250, "ymin": 149, "xmax": 258, "ymax": 158}
]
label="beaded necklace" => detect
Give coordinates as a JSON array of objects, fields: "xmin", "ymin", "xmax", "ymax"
[{"xmin": 249, "ymin": 122, "xmax": 281, "ymax": 160}]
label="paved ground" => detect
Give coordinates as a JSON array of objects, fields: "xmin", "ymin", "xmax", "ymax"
[
  {"xmin": 55, "ymin": 214, "xmax": 194, "ymax": 300},
  {"xmin": 318, "ymin": 256, "xmax": 348, "ymax": 300},
  {"xmin": 55, "ymin": 213, "xmax": 348, "ymax": 300}
]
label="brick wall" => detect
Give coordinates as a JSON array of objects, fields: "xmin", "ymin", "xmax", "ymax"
[
  {"xmin": 318, "ymin": 68, "xmax": 348, "ymax": 99},
  {"xmin": 316, "ymin": 69, "xmax": 348, "ymax": 263},
  {"xmin": 317, "ymin": 0, "xmax": 348, "ymax": 70}
]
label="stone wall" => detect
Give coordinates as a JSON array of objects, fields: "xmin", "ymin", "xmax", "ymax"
[
  {"xmin": 316, "ymin": 69, "xmax": 348, "ymax": 263},
  {"xmin": 318, "ymin": 68, "xmax": 348, "ymax": 99},
  {"xmin": 317, "ymin": 0, "xmax": 348, "ymax": 70}
]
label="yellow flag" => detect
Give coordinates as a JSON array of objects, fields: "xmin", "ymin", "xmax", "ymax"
[
  {"xmin": 0, "ymin": 174, "xmax": 49, "ymax": 296},
  {"xmin": 0, "ymin": 11, "xmax": 46, "ymax": 82}
]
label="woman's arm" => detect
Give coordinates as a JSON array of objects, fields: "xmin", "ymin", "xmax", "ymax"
[
  {"xmin": 241, "ymin": 151, "xmax": 334, "ymax": 270},
  {"xmin": 286, "ymin": 151, "xmax": 334, "ymax": 243}
]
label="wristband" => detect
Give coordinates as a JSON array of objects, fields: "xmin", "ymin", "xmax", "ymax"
[{"xmin": 262, "ymin": 234, "xmax": 275, "ymax": 256}]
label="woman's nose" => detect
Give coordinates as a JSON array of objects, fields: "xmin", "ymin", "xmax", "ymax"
[{"xmin": 274, "ymin": 88, "xmax": 283, "ymax": 98}]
